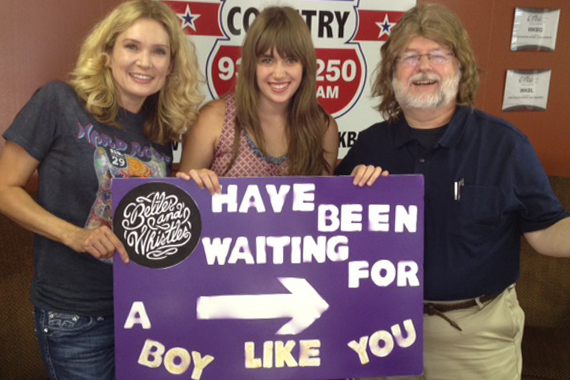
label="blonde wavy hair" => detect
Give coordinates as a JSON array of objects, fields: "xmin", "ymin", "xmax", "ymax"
[
  {"xmin": 70, "ymin": 0, "xmax": 203, "ymax": 144},
  {"xmin": 372, "ymin": 3, "xmax": 480, "ymax": 121},
  {"xmin": 232, "ymin": 6, "xmax": 330, "ymax": 176}
]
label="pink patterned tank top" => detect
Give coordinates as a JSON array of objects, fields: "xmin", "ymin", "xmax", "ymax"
[{"xmin": 210, "ymin": 94, "xmax": 289, "ymax": 177}]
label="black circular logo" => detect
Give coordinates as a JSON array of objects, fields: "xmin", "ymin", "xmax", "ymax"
[{"xmin": 114, "ymin": 182, "xmax": 202, "ymax": 269}]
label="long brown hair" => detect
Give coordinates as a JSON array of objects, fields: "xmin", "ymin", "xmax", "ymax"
[
  {"xmin": 231, "ymin": 6, "xmax": 330, "ymax": 175},
  {"xmin": 372, "ymin": 3, "xmax": 480, "ymax": 121}
]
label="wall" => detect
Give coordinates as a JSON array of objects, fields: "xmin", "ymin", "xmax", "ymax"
[
  {"xmin": 0, "ymin": 0, "xmax": 124, "ymax": 153},
  {"xmin": 422, "ymin": 0, "xmax": 570, "ymax": 177}
]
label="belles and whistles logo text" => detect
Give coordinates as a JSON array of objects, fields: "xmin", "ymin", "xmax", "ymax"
[{"xmin": 115, "ymin": 182, "xmax": 202, "ymax": 269}]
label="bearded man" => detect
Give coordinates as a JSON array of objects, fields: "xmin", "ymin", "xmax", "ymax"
[{"xmin": 336, "ymin": 4, "xmax": 570, "ymax": 380}]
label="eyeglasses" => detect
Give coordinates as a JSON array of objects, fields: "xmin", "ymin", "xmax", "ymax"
[{"xmin": 396, "ymin": 53, "xmax": 455, "ymax": 67}]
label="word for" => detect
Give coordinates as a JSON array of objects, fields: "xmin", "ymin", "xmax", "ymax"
[
  {"xmin": 245, "ymin": 339, "xmax": 321, "ymax": 368},
  {"xmin": 348, "ymin": 319, "xmax": 417, "ymax": 363},
  {"xmin": 348, "ymin": 260, "xmax": 420, "ymax": 288},
  {"xmin": 138, "ymin": 339, "xmax": 214, "ymax": 379}
]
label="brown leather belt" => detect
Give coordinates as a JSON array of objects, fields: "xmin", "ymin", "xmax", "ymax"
[{"xmin": 423, "ymin": 292, "xmax": 501, "ymax": 331}]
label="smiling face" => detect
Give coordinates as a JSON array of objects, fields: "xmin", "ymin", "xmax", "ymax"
[
  {"xmin": 108, "ymin": 18, "xmax": 172, "ymax": 113},
  {"xmin": 255, "ymin": 49, "xmax": 303, "ymax": 109},
  {"xmin": 392, "ymin": 36, "xmax": 460, "ymax": 112}
]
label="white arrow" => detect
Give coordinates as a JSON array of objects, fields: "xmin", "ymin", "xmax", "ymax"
[{"xmin": 196, "ymin": 277, "xmax": 329, "ymax": 335}]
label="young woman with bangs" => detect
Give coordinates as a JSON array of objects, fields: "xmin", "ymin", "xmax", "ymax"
[
  {"xmin": 177, "ymin": 6, "xmax": 343, "ymax": 190},
  {"xmin": 178, "ymin": 6, "xmax": 385, "ymax": 189}
]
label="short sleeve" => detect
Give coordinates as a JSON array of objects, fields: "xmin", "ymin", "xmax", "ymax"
[
  {"xmin": 3, "ymin": 83, "xmax": 61, "ymax": 161},
  {"xmin": 511, "ymin": 136, "xmax": 569, "ymax": 232}
]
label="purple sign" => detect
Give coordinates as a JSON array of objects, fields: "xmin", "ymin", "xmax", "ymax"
[{"xmin": 112, "ymin": 176, "xmax": 424, "ymax": 379}]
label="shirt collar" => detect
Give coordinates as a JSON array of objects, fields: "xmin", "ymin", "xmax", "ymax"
[
  {"xmin": 393, "ymin": 116, "xmax": 414, "ymax": 149},
  {"xmin": 393, "ymin": 106, "xmax": 470, "ymax": 149},
  {"xmin": 438, "ymin": 106, "xmax": 469, "ymax": 148}
]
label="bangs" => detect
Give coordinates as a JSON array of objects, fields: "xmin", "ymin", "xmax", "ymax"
[{"xmin": 254, "ymin": 16, "xmax": 305, "ymax": 60}]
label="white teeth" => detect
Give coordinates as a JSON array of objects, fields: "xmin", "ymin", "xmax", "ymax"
[
  {"xmin": 271, "ymin": 83, "xmax": 288, "ymax": 90},
  {"xmin": 130, "ymin": 73, "xmax": 152, "ymax": 80}
]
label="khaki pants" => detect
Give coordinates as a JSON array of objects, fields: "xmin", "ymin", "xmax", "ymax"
[{"xmin": 358, "ymin": 285, "xmax": 525, "ymax": 380}]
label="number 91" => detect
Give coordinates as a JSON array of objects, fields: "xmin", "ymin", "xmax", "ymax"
[{"xmin": 218, "ymin": 57, "xmax": 242, "ymax": 81}]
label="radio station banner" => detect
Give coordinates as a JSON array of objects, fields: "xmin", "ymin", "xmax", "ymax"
[
  {"xmin": 112, "ymin": 176, "xmax": 424, "ymax": 379},
  {"xmin": 162, "ymin": 0, "xmax": 416, "ymax": 158}
]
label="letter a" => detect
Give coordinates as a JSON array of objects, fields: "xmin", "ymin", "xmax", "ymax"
[{"xmin": 124, "ymin": 301, "xmax": 152, "ymax": 329}]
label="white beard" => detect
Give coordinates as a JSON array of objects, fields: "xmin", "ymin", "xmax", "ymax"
[{"xmin": 393, "ymin": 70, "xmax": 460, "ymax": 109}]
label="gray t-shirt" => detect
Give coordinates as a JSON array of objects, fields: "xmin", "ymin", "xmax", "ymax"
[{"xmin": 4, "ymin": 81, "xmax": 173, "ymax": 315}]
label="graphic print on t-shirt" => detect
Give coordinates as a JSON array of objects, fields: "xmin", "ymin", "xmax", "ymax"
[
  {"xmin": 85, "ymin": 146, "xmax": 168, "ymax": 230},
  {"xmin": 76, "ymin": 123, "xmax": 171, "ymax": 230}
]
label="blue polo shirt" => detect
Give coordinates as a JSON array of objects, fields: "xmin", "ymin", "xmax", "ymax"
[{"xmin": 336, "ymin": 106, "xmax": 569, "ymax": 300}]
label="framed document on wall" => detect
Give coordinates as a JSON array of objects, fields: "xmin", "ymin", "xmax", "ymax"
[{"xmin": 510, "ymin": 8, "xmax": 560, "ymax": 52}]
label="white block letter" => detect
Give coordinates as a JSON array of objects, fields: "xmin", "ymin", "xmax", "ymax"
[{"xmin": 124, "ymin": 301, "xmax": 151, "ymax": 329}]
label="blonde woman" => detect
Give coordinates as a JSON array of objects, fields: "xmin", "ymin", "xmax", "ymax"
[{"xmin": 0, "ymin": 1, "xmax": 202, "ymax": 378}]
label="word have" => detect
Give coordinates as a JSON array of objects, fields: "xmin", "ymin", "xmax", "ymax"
[
  {"xmin": 212, "ymin": 183, "xmax": 315, "ymax": 213},
  {"xmin": 124, "ymin": 302, "xmax": 215, "ymax": 379}
]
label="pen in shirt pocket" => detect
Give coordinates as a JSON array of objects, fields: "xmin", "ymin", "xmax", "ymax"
[{"xmin": 454, "ymin": 178, "xmax": 464, "ymax": 201}]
